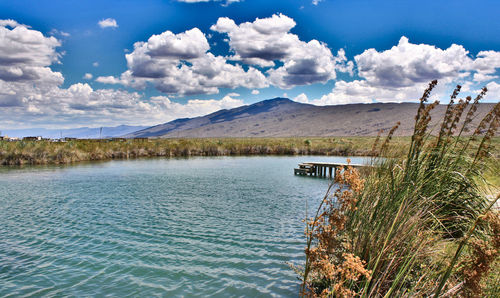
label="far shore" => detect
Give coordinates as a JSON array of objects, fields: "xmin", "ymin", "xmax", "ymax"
[
  {"xmin": 1, "ymin": 136, "xmax": 498, "ymax": 166},
  {"xmin": 0, "ymin": 137, "xmax": 394, "ymax": 166}
]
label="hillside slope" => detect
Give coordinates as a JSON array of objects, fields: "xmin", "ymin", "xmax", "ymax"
[{"xmin": 125, "ymin": 98, "xmax": 495, "ymax": 138}]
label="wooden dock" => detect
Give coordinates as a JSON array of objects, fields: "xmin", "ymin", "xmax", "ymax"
[{"xmin": 294, "ymin": 162, "xmax": 368, "ymax": 178}]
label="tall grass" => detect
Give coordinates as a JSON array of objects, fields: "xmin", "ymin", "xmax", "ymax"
[
  {"xmin": 0, "ymin": 137, "xmax": 401, "ymax": 166},
  {"xmin": 301, "ymin": 81, "xmax": 500, "ymax": 297}
]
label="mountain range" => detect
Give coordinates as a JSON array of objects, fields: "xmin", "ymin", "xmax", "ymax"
[
  {"xmin": 1, "ymin": 125, "xmax": 148, "ymax": 139},
  {"xmin": 124, "ymin": 98, "xmax": 495, "ymax": 138},
  {"xmin": 4, "ymin": 98, "xmax": 495, "ymax": 139}
]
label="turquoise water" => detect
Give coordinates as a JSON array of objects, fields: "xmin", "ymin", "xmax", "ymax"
[{"xmin": 0, "ymin": 156, "xmax": 365, "ymax": 297}]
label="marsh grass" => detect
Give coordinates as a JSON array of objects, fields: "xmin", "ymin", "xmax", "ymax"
[
  {"xmin": 301, "ymin": 81, "xmax": 500, "ymax": 297},
  {"xmin": 0, "ymin": 137, "xmax": 407, "ymax": 166}
]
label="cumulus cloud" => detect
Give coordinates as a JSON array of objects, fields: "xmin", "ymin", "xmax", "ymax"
[
  {"xmin": 0, "ymin": 19, "xmax": 21, "ymax": 28},
  {"xmin": 293, "ymin": 93, "xmax": 309, "ymax": 103},
  {"xmin": 105, "ymin": 27, "xmax": 268, "ymax": 95},
  {"xmin": 98, "ymin": 18, "xmax": 118, "ymax": 29},
  {"xmin": 0, "ymin": 20, "xmax": 62, "ymax": 86},
  {"xmin": 0, "ymin": 20, "xmax": 251, "ymax": 128},
  {"xmin": 355, "ymin": 37, "xmax": 472, "ymax": 88},
  {"xmin": 313, "ymin": 36, "xmax": 500, "ymax": 105},
  {"xmin": 3, "ymin": 18, "xmax": 498, "ymax": 129},
  {"xmin": 98, "ymin": 14, "xmax": 354, "ymax": 96},
  {"xmin": 95, "ymin": 75, "xmax": 121, "ymax": 84},
  {"xmin": 149, "ymin": 94, "xmax": 244, "ymax": 120},
  {"xmin": 211, "ymin": 14, "xmax": 353, "ymax": 88},
  {"xmin": 483, "ymin": 81, "xmax": 500, "ymax": 100},
  {"xmin": 1, "ymin": 78, "xmax": 247, "ymax": 128}
]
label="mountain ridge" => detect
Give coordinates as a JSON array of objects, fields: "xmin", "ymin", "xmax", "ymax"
[
  {"xmin": 124, "ymin": 98, "xmax": 496, "ymax": 138},
  {"xmin": 2, "ymin": 125, "xmax": 148, "ymax": 139}
]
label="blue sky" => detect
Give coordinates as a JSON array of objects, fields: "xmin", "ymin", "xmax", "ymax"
[{"xmin": 1, "ymin": 0, "xmax": 499, "ymax": 128}]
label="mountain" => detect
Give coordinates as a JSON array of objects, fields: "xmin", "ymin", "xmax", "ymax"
[
  {"xmin": 124, "ymin": 98, "xmax": 496, "ymax": 138},
  {"xmin": 2, "ymin": 125, "xmax": 148, "ymax": 139}
]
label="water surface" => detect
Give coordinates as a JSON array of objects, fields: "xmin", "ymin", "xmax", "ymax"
[{"xmin": 0, "ymin": 156, "xmax": 365, "ymax": 297}]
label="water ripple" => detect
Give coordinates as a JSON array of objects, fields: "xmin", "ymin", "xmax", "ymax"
[{"xmin": 0, "ymin": 156, "xmax": 364, "ymax": 296}]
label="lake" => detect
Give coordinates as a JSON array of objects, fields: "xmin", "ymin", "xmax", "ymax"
[{"xmin": 0, "ymin": 156, "xmax": 365, "ymax": 297}]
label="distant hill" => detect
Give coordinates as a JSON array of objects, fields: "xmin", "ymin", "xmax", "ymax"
[
  {"xmin": 2, "ymin": 125, "xmax": 148, "ymax": 139},
  {"xmin": 124, "ymin": 98, "xmax": 496, "ymax": 138}
]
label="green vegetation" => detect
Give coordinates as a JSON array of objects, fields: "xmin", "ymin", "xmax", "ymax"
[
  {"xmin": 0, "ymin": 136, "xmax": 411, "ymax": 166},
  {"xmin": 1, "ymin": 136, "xmax": 496, "ymax": 167},
  {"xmin": 300, "ymin": 81, "xmax": 500, "ymax": 297}
]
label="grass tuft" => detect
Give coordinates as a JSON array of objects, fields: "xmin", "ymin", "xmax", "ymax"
[{"xmin": 300, "ymin": 81, "xmax": 500, "ymax": 297}]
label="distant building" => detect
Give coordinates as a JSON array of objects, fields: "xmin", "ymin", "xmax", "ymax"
[
  {"xmin": 63, "ymin": 137, "xmax": 77, "ymax": 141},
  {"xmin": 23, "ymin": 136, "xmax": 42, "ymax": 141}
]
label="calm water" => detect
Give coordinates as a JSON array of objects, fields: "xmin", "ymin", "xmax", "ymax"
[{"xmin": 0, "ymin": 156, "xmax": 365, "ymax": 297}]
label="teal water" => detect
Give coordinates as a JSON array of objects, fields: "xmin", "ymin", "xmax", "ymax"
[{"xmin": 0, "ymin": 156, "xmax": 365, "ymax": 297}]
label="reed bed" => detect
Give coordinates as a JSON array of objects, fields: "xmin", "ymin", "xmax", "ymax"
[
  {"xmin": 0, "ymin": 137, "xmax": 407, "ymax": 166},
  {"xmin": 300, "ymin": 81, "xmax": 500, "ymax": 297}
]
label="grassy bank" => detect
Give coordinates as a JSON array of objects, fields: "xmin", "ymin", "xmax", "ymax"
[
  {"xmin": 1, "ymin": 135, "xmax": 497, "ymax": 166},
  {"xmin": 300, "ymin": 82, "xmax": 500, "ymax": 297},
  {"xmin": 0, "ymin": 137, "xmax": 413, "ymax": 166}
]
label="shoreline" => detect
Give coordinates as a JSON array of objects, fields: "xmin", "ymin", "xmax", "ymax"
[
  {"xmin": 1, "ymin": 136, "xmax": 498, "ymax": 166},
  {"xmin": 0, "ymin": 137, "xmax": 384, "ymax": 166}
]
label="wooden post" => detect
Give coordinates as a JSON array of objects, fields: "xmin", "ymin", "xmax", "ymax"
[{"xmin": 329, "ymin": 167, "xmax": 332, "ymax": 178}]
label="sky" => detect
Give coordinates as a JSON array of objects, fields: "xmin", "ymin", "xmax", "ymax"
[{"xmin": 1, "ymin": 0, "xmax": 500, "ymax": 129}]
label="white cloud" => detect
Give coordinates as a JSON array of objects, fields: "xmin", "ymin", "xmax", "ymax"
[
  {"xmin": 484, "ymin": 81, "xmax": 500, "ymax": 100},
  {"xmin": 211, "ymin": 14, "xmax": 353, "ymax": 88},
  {"xmin": 314, "ymin": 36, "xmax": 500, "ymax": 105},
  {"xmin": 177, "ymin": 0, "xmax": 241, "ymax": 5},
  {"xmin": 83, "ymin": 73, "xmax": 93, "ymax": 80},
  {"xmin": 112, "ymin": 27, "xmax": 268, "ymax": 95},
  {"xmin": 312, "ymin": 80, "xmax": 421, "ymax": 105},
  {"xmin": 0, "ymin": 19, "xmax": 21, "ymax": 28},
  {"xmin": 312, "ymin": 0, "xmax": 323, "ymax": 5},
  {"xmin": 1, "ymin": 77, "xmax": 250, "ymax": 128},
  {"xmin": 0, "ymin": 20, "xmax": 62, "ymax": 87},
  {"xmin": 2, "ymin": 19, "xmax": 498, "ymax": 129},
  {"xmin": 471, "ymin": 50, "xmax": 500, "ymax": 79},
  {"xmin": 49, "ymin": 29, "xmax": 70, "ymax": 37},
  {"xmin": 95, "ymin": 75, "xmax": 121, "ymax": 84},
  {"xmin": 98, "ymin": 18, "xmax": 118, "ymax": 29},
  {"xmin": 0, "ymin": 20, "xmax": 250, "ymax": 128},
  {"xmin": 473, "ymin": 72, "xmax": 498, "ymax": 82},
  {"xmin": 355, "ymin": 36, "xmax": 473, "ymax": 88},
  {"xmin": 149, "ymin": 94, "xmax": 244, "ymax": 121},
  {"xmin": 293, "ymin": 93, "xmax": 309, "ymax": 103},
  {"xmin": 93, "ymin": 61, "xmax": 99, "ymax": 67}
]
